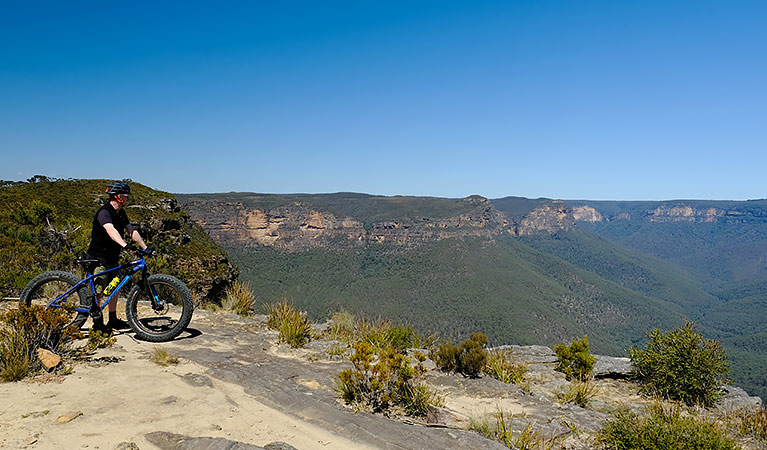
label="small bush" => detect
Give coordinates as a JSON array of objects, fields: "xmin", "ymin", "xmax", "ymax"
[
  {"xmin": 628, "ymin": 321, "xmax": 730, "ymax": 407},
  {"xmin": 484, "ymin": 348, "xmax": 527, "ymax": 386},
  {"xmin": 150, "ymin": 347, "xmax": 180, "ymax": 366},
  {"xmin": 85, "ymin": 329, "xmax": 116, "ymax": 352},
  {"xmin": 558, "ymin": 379, "xmax": 598, "ymax": 408},
  {"xmin": 388, "ymin": 324, "xmax": 415, "ymax": 353},
  {"xmin": 432, "ymin": 332, "xmax": 488, "ymax": 378},
  {"xmin": 336, "ymin": 342, "xmax": 442, "ymax": 416},
  {"xmin": 222, "ymin": 280, "xmax": 256, "ymax": 316},
  {"xmin": 596, "ymin": 402, "xmax": 737, "ymax": 450},
  {"xmin": 0, "ymin": 304, "xmax": 77, "ymax": 381},
  {"xmin": 265, "ymin": 300, "xmax": 313, "ymax": 348},
  {"xmin": 554, "ymin": 335, "xmax": 596, "ymax": 381}
]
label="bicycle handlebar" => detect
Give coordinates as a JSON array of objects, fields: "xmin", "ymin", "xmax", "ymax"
[{"xmin": 123, "ymin": 245, "xmax": 156, "ymax": 257}]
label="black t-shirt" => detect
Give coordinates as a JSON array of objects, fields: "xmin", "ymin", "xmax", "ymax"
[{"xmin": 87, "ymin": 202, "xmax": 130, "ymax": 264}]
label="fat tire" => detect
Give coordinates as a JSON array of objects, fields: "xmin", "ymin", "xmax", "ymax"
[
  {"xmin": 19, "ymin": 271, "xmax": 90, "ymax": 328},
  {"xmin": 125, "ymin": 274, "xmax": 194, "ymax": 342}
]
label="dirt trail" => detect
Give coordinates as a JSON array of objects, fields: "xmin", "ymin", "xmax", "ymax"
[{"xmin": 0, "ymin": 309, "xmax": 503, "ymax": 450}]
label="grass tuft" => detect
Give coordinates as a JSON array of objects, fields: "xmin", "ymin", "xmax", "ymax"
[
  {"xmin": 265, "ymin": 299, "xmax": 313, "ymax": 348},
  {"xmin": 484, "ymin": 348, "xmax": 527, "ymax": 386},
  {"xmin": 727, "ymin": 407, "xmax": 767, "ymax": 441},
  {"xmin": 487, "ymin": 410, "xmax": 561, "ymax": 450},
  {"xmin": 150, "ymin": 347, "xmax": 180, "ymax": 366},
  {"xmin": 222, "ymin": 280, "xmax": 256, "ymax": 316},
  {"xmin": 558, "ymin": 379, "xmax": 598, "ymax": 408}
]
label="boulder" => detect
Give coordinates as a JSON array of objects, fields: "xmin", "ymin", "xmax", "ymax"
[
  {"xmin": 36, "ymin": 348, "xmax": 60, "ymax": 371},
  {"xmin": 592, "ymin": 355, "xmax": 632, "ymax": 379},
  {"xmin": 715, "ymin": 385, "xmax": 763, "ymax": 412}
]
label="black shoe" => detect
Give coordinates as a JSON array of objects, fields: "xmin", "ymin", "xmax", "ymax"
[
  {"xmin": 106, "ymin": 318, "xmax": 130, "ymax": 331},
  {"xmin": 91, "ymin": 318, "xmax": 109, "ymax": 334}
]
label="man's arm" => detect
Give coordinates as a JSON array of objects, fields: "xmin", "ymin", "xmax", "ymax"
[
  {"xmin": 125, "ymin": 224, "xmax": 148, "ymax": 250},
  {"xmin": 103, "ymin": 223, "xmax": 129, "ymax": 248}
]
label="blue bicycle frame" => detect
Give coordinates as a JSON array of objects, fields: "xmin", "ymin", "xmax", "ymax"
[{"xmin": 48, "ymin": 257, "xmax": 155, "ymax": 314}]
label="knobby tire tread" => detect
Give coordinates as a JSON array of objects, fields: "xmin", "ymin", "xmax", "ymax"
[
  {"xmin": 125, "ymin": 274, "xmax": 194, "ymax": 342},
  {"xmin": 19, "ymin": 271, "xmax": 90, "ymax": 328}
]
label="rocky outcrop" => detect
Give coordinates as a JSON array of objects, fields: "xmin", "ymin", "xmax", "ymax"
[
  {"xmin": 571, "ymin": 206, "xmax": 603, "ymax": 223},
  {"xmin": 516, "ymin": 201, "xmax": 576, "ymax": 235},
  {"xmin": 646, "ymin": 205, "xmax": 727, "ymax": 223}
]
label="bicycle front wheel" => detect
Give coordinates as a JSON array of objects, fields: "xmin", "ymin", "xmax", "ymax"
[
  {"xmin": 125, "ymin": 274, "xmax": 194, "ymax": 342},
  {"xmin": 19, "ymin": 271, "xmax": 89, "ymax": 329}
]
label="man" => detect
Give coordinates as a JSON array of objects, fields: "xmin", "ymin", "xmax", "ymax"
[{"xmin": 86, "ymin": 181, "xmax": 148, "ymax": 331}]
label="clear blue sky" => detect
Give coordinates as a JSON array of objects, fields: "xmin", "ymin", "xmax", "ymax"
[{"xmin": 1, "ymin": 1, "xmax": 765, "ymax": 200}]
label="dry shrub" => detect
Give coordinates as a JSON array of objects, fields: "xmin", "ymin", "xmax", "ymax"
[
  {"xmin": 0, "ymin": 304, "xmax": 77, "ymax": 381},
  {"xmin": 336, "ymin": 342, "xmax": 442, "ymax": 416}
]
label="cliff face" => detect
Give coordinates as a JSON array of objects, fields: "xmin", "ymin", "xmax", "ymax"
[
  {"xmin": 570, "ymin": 201, "xmax": 767, "ymax": 224},
  {"xmin": 178, "ymin": 195, "xmax": 577, "ymax": 250},
  {"xmin": 516, "ymin": 201, "xmax": 576, "ymax": 235}
]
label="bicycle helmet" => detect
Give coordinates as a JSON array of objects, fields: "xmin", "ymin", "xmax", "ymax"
[{"xmin": 105, "ymin": 181, "xmax": 131, "ymax": 196}]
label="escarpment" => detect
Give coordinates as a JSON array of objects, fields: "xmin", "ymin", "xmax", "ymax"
[{"xmin": 178, "ymin": 195, "xmax": 578, "ymax": 250}]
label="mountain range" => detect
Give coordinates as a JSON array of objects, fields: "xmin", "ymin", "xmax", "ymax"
[
  {"xmin": 2, "ymin": 178, "xmax": 763, "ymax": 400},
  {"xmin": 177, "ymin": 192, "xmax": 767, "ymax": 400}
]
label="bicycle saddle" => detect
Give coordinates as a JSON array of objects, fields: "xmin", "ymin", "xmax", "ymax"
[{"xmin": 77, "ymin": 259, "xmax": 100, "ymax": 273}]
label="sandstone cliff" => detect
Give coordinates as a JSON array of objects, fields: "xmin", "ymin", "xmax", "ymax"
[
  {"xmin": 569, "ymin": 200, "xmax": 767, "ymax": 224},
  {"xmin": 177, "ymin": 194, "xmax": 580, "ymax": 251}
]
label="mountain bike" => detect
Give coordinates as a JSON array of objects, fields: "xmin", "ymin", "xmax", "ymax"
[{"xmin": 19, "ymin": 248, "xmax": 194, "ymax": 342}]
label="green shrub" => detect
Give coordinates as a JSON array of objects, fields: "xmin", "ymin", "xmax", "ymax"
[
  {"xmin": 596, "ymin": 402, "xmax": 737, "ymax": 450},
  {"xmin": 0, "ymin": 304, "xmax": 77, "ymax": 381},
  {"xmin": 628, "ymin": 321, "xmax": 730, "ymax": 407},
  {"xmin": 484, "ymin": 348, "xmax": 527, "ymax": 386},
  {"xmin": 222, "ymin": 280, "xmax": 256, "ymax": 316},
  {"xmin": 336, "ymin": 342, "xmax": 442, "ymax": 416},
  {"xmin": 387, "ymin": 324, "xmax": 415, "ymax": 353},
  {"xmin": 432, "ymin": 332, "xmax": 489, "ymax": 378},
  {"xmin": 554, "ymin": 335, "xmax": 596, "ymax": 381},
  {"xmin": 265, "ymin": 300, "xmax": 313, "ymax": 348}
]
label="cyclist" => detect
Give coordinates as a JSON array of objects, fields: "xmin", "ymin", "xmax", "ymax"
[{"xmin": 85, "ymin": 181, "xmax": 148, "ymax": 332}]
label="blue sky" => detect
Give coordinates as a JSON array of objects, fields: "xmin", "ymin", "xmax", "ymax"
[{"xmin": 1, "ymin": 1, "xmax": 765, "ymax": 200}]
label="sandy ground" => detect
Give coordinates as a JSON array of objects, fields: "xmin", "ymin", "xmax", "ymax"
[{"xmin": 0, "ymin": 332, "xmax": 375, "ymax": 450}]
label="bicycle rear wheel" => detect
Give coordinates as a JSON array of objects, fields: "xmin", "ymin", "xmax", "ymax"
[
  {"xmin": 19, "ymin": 271, "xmax": 90, "ymax": 329},
  {"xmin": 125, "ymin": 274, "xmax": 194, "ymax": 342}
]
